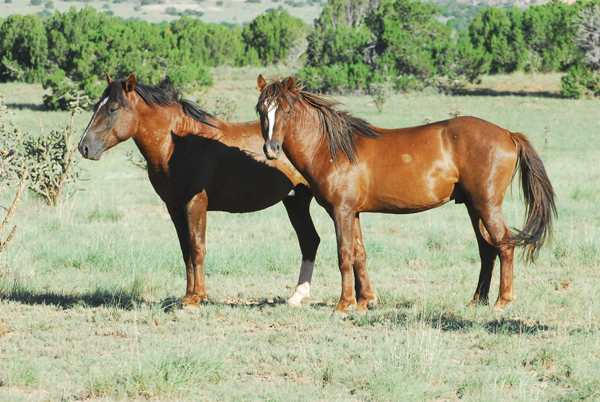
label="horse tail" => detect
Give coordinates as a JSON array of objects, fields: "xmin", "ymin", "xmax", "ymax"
[{"xmin": 508, "ymin": 132, "xmax": 557, "ymax": 263}]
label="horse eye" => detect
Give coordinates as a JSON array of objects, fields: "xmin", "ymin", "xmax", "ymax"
[{"xmin": 108, "ymin": 107, "xmax": 117, "ymax": 113}]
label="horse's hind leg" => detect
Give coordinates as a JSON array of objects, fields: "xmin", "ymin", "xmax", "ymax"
[
  {"xmin": 282, "ymin": 184, "xmax": 320, "ymax": 307},
  {"xmin": 465, "ymin": 202, "xmax": 498, "ymax": 306},
  {"xmin": 470, "ymin": 204, "xmax": 516, "ymax": 311},
  {"xmin": 353, "ymin": 215, "xmax": 377, "ymax": 315}
]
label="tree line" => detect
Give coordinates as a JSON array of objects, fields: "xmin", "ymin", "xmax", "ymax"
[
  {"xmin": 1, "ymin": 0, "xmax": 600, "ymax": 109},
  {"xmin": 299, "ymin": 0, "xmax": 600, "ymax": 97},
  {"xmin": 0, "ymin": 7, "xmax": 310, "ymax": 109}
]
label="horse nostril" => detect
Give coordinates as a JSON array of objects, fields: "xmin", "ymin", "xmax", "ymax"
[
  {"xmin": 83, "ymin": 145, "xmax": 89, "ymax": 158},
  {"xmin": 275, "ymin": 143, "xmax": 281, "ymax": 153}
]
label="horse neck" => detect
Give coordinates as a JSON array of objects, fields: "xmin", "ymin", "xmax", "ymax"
[
  {"xmin": 132, "ymin": 103, "xmax": 219, "ymax": 171},
  {"xmin": 284, "ymin": 106, "xmax": 329, "ymax": 176}
]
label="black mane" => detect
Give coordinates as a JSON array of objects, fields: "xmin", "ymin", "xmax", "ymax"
[{"xmin": 100, "ymin": 79, "xmax": 217, "ymax": 128}]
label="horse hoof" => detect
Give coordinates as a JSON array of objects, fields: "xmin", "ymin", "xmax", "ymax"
[
  {"xmin": 367, "ymin": 297, "xmax": 378, "ymax": 309},
  {"xmin": 355, "ymin": 305, "xmax": 369, "ymax": 316},
  {"xmin": 182, "ymin": 304, "xmax": 200, "ymax": 312},
  {"xmin": 333, "ymin": 303, "xmax": 355, "ymax": 318},
  {"xmin": 493, "ymin": 300, "xmax": 507, "ymax": 312},
  {"xmin": 287, "ymin": 298, "xmax": 302, "ymax": 308}
]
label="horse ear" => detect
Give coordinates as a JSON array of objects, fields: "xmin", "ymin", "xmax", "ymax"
[
  {"xmin": 105, "ymin": 71, "xmax": 113, "ymax": 84},
  {"xmin": 125, "ymin": 74, "xmax": 136, "ymax": 93},
  {"xmin": 285, "ymin": 76, "xmax": 296, "ymax": 92},
  {"xmin": 257, "ymin": 74, "xmax": 266, "ymax": 91}
]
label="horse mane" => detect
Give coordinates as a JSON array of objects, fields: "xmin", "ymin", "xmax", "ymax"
[
  {"xmin": 100, "ymin": 79, "xmax": 217, "ymax": 128},
  {"xmin": 257, "ymin": 79, "xmax": 380, "ymax": 164}
]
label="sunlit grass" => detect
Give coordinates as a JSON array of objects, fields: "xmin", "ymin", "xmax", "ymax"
[{"xmin": 0, "ymin": 71, "xmax": 599, "ymax": 400}]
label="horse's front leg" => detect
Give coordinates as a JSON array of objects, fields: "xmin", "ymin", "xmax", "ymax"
[
  {"xmin": 332, "ymin": 209, "xmax": 358, "ymax": 317},
  {"xmin": 166, "ymin": 204, "xmax": 196, "ymax": 307},
  {"xmin": 353, "ymin": 215, "xmax": 376, "ymax": 314},
  {"xmin": 182, "ymin": 192, "xmax": 209, "ymax": 306}
]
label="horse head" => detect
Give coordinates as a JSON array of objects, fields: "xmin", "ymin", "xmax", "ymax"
[
  {"xmin": 256, "ymin": 75, "xmax": 299, "ymax": 160},
  {"xmin": 78, "ymin": 73, "xmax": 139, "ymax": 160}
]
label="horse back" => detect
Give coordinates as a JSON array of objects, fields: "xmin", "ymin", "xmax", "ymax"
[{"xmin": 351, "ymin": 117, "xmax": 519, "ymax": 213}]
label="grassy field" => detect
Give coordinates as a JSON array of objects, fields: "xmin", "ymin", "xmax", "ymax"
[{"xmin": 0, "ymin": 68, "xmax": 599, "ymax": 401}]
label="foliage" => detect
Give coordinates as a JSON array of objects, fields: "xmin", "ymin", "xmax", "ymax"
[
  {"xmin": 520, "ymin": 0, "xmax": 583, "ymax": 73},
  {"xmin": 468, "ymin": 6, "xmax": 527, "ymax": 74},
  {"xmin": 23, "ymin": 92, "xmax": 88, "ymax": 205},
  {"xmin": 242, "ymin": 10, "xmax": 310, "ymax": 66},
  {"xmin": 1, "ymin": 92, "xmax": 87, "ymax": 205},
  {"xmin": 561, "ymin": 4, "xmax": 600, "ymax": 99},
  {"xmin": 0, "ymin": 14, "xmax": 48, "ymax": 83},
  {"xmin": 213, "ymin": 95, "xmax": 237, "ymax": 122},
  {"xmin": 0, "ymin": 96, "xmax": 26, "ymax": 186},
  {"xmin": 125, "ymin": 150, "xmax": 147, "ymax": 171},
  {"xmin": 300, "ymin": 0, "xmax": 485, "ymax": 93},
  {"xmin": 42, "ymin": 8, "xmax": 214, "ymax": 109},
  {"xmin": 0, "ymin": 167, "xmax": 27, "ymax": 254},
  {"xmin": 368, "ymin": 81, "xmax": 391, "ymax": 112}
]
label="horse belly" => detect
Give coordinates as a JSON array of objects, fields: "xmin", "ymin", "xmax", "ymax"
[
  {"xmin": 207, "ymin": 168, "xmax": 294, "ymax": 213},
  {"xmin": 363, "ymin": 163, "xmax": 457, "ymax": 214}
]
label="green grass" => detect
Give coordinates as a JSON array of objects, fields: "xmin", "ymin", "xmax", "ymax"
[{"xmin": 0, "ymin": 69, "xmax": 599, "ymax": 400}]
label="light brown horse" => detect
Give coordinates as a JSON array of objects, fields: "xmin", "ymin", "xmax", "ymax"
[
  {"xmin": 78, "ymin": 73, "xmax": 321, "ymax": 307},
  {"xmin": 256, "ymin": 75, "xmax": 556, "ymax": 316}
]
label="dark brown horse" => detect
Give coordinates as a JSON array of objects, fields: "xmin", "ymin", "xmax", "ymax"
[
  {"xmin": 256, "ymin": 75, "xmax": 556, "ymax": 316},
  {"xmin": 78, "ymin": 73, "xmax": 321, "ymax": 308}
]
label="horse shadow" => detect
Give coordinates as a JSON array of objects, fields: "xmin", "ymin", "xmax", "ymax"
[
  {"xmin": 0, "ymin": 289, "xmax": 553, "ymax": 335},
  {"xmin": 352, "ymin": 306, "xmax": 552, "ymax": 336},
  {"xmin": 0, "ymin": 287, "xmax": 290, "ymax": 313}
]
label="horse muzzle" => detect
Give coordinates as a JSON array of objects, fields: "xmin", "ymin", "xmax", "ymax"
[
  {"xmin": 264, "ymin": 140, "xmax": 282, "ymax": 160},
  {"xmin": 78, "ymin": 139, "xmax": 106, "ymax": 161}
]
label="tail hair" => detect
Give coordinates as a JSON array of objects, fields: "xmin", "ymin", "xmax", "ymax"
[{"xmin": 509, "ymin": 132, "xmax": 557, "ymax": 263}]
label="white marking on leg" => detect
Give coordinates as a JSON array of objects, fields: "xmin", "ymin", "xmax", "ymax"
[
  {"xmin": 287, "ymin": 189, "xmax": 296, "ymax": 197},
  {"xmin": 80, "ymin": 97, "xmax": 109, "ymax": 145},
  {"xmin": 288, "ymin": 259, "xmax": 314, "ymax": 307},
  {"xmin": 266, "ymin": 102, "xmax": 277, "ymax": 141}
]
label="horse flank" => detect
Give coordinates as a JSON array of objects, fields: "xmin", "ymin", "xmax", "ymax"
[
  {"xmin": 100, "ymin": 79, "xmax": 217, "ymax": 128},
  {"xmin": 258, "ymin": 79, "xmax": 380, "ymax": 164}
]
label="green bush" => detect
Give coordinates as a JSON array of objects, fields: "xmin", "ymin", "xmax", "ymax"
[
  {"xmin": 241, "ymin": 9, "xmax": 310, "ymax": 65},
  {"xmin": 561, "ymin": 3, "xmax": 600, "ymax": 99},
  {"xmin": 0, "ymin": 14, "xmax": 48, "ymax": 83},
  {"xmin": 468, "ymin": 6, "xmax": 527, "ymax": 74},
  {"xmin": 300, "ymin": 0, "xmax": 483, "ymax": 93},
  {"xmin": 30, "ymin": 0, "xmax": 42, "ymax": 5}
]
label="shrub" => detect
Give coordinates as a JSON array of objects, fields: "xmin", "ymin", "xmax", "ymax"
[
  {"xmin": 0, "ymin": 14, "xmax": 48, "ymax": 83},
  {"xmin": 242, "ymin": 9, "xmax": 310, "ymax": 65},
  {"xmin": 3, "ymin": 92, "xmax": 88, "ymax": 206},
  {"xmin": 0, "ymin": 168, "xmax": 27, "ymax": 254},
  {"xmin": 561, "ymin": 4, "xmax": 600, "ymax": 99},
  {"xmin": 30, "ymin": 0, "xmax": 42, "ymax": 5},
  {"xmin": 369, "ymin": 82, "xmax": 392, "ymax": 113},
  {"xmin": 45, "ymin": 1, "xmax": 53, "ymax": 8}
]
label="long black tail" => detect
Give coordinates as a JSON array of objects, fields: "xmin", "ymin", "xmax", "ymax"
[{"xmin": 509, "ymin": 132, "xmax": 557, "ymax": 263}]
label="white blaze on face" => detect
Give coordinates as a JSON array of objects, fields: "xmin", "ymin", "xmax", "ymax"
[
  {"xmin": 80, "ymin": 96, "xmax": 109, "ymax": 143},
  {"xmin": 266, "ymin": 101, "xmax": 277, "ymax": 141}
]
